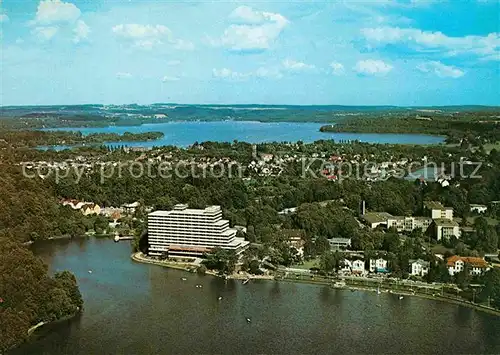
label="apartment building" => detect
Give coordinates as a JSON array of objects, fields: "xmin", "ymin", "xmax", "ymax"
[
  {"xmin": 424, "ymin": 201, "xmax": 453, "ymax": 220},
  {"xmin": 432, "ymin": 219, "xmax": 460, "ymax": 241},
  {"xmin": 147, "ymin": 204, "xmax": 249, "ymax": 257},
  {"xmin": 386, "ymin": 216, "xmax": 432, "ymax": 233},
  {"xmin": 329, "ymin": 238, "xmax": 352, "ymax": 250}
]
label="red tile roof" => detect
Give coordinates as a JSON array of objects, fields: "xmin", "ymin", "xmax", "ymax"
[{"xmin": 446, "ymin": 255, "xmax": 488, "ymax": 268}]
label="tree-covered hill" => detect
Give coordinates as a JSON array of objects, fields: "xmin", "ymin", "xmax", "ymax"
[{"xmin": 0, "ymin": 166, "xmax": 83, "ymax": 351}]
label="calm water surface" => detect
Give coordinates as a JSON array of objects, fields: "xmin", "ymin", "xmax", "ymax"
[
  {"xmin": 41, "ymin": 121, "xmax": 444, "ymax": 150},
  {"xmin": 13, "ymin": 238, "xmax": 500, "ymax": 355}
]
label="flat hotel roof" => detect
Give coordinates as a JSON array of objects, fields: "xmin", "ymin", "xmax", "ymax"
[{"xmin": 149, "ymin": 206, "xmax": 222, "ymax": 217}]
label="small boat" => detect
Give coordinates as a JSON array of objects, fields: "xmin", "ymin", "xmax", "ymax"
[
  {"xmin": 88, "ymin": 270, "xmax": 92, "ymax": 274},
  {"xmin": 376, "ymin": 287, "xmax": 381, "ymax": 295},
  {"xmin": 399, "ymin": 296, "xmax": 404, "ymax": 300},
  {"xmin": 246, "ymin": 317, "xmax": 251, "ymax": 323},
  {"xmin": 181, "ymin": 277, "xmax": 187, "ymax": 281},
  {"xmin": 195, "ymin": 284, "xmax": 202, "ymax": 288},
  {"xmin": 218, "ymin": 296, "xmax": 223, "ymax": 301},
  {"xmin": 242, "ymin": 279, "xmax": 250, "ymax": 285}
]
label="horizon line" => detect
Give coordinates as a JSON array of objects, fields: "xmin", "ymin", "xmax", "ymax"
[{"xmin": 1, "ymin": 103, "xmax": 499, "ymax": 109}]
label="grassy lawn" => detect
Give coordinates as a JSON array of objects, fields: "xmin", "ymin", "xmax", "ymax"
[
  {"xmin": 466, "ymin": 216, "xmax": 499, "ymax": 226},
  {"xmin": 484, "ymin": 142, "xmax": 500, "ymax": 154},
  {"xmin": 292, "ymin": 257, "xmax": 320, "ymax": 270}
]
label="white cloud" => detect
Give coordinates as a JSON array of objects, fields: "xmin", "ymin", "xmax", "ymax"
[
  {"xmin": 361, "ymin": 26, "xmax": 499, "ymax": 59},
  {"xmin": 330, "ymin": 62, "xmax": 345, "ymax": 75},
  {"xmin": 112, "ymin": 24, "xmax": 193, "ymax": 50},
  {"xmin": 212, "ymin": 67, "xmax": 282, "ymax": 80},
  {"xmin": 0, "ymin": 13, "xmax": 9, "ymax": 22},
  {"xmin": 213, "ymin": 68, "xmax": 236, "ymax": 79},
  {"xmin": 282, "ymin": 59, "xmax": 315, "ymax": 71},
  {"xmin": 416, "ymin": 61, "xmax": 465, "ymax": 78},
  {"xmin": 409, "ymin": 0, "xmax": 442, "ymax": 6},
  {"xmin": 73, "ymin": 20, "xmax": 90, "ymax": 43},
  {"xmin": 162, "ymin": 75, "xmax": 180, "ymax": 82},
  {"xmin": 364, "ymin": 0, "xmax": 442, "ymax": 7},
  {"xmin": 32, "ymin": 26, "xmax": 59, "ymax": 40},
  {"xmin": 30, "ymin": 0, "xmax": 89, "ymax": 44},
  {"xmin": 480, "ymin": 53, "xmax": 500, "ymax": 61},
  {"xmin": 172, "ymin": 39, "xmax": 194, "ymax": 51},
  {"xmin": 254, "ymin": 67, "xmax": 283, "ymax": 79},
  {"xmin": 112, "ymin": 24, "xmax": 171, "ymax": 49},
  {"xmin": 229, "ymin": 5, "xmax": 287, "ymax": 25},
  {"xmin": 116, "ymin": 72, "xmax": 132, "ymax": 79},
  {"xmin": 211, "ymin": 6, "xmax": 289, "ymax": 52},
  {"xmin": 33, "ymin": 0, "xmax": 81, "ymax": 25},
  {"xmin": 354, "ymin": 59, "xmax": 393, "ymax": 76}
]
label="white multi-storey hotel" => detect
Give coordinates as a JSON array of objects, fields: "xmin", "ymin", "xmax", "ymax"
[{"xmin": 148, "ymin": 204, "xmax": 249, "ymax": 257}]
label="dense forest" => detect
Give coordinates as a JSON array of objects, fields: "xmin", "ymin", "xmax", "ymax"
[
  {"xmin": 0, "ymin": 166, "xmax": 84, "ymax": 351},
  {"xmin": 0, "ymin": 130, "xmax": 164, "ymax": 148}
]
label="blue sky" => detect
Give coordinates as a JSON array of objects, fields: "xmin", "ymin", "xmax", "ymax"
[{"xmin": 1, "ymin": 0, "xmax": 499, "ymax": 106}]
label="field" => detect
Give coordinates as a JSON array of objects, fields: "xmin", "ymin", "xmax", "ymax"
[
  {"xmin": 291, "ymin": 257, "xmax": 320, "ymax": 270},
  {"xmin": 484, "ymin": 142, "xmax": 500, "ymax": 153},
  {"xmin": 466, "ymin": 216, "xmax": 499, "ymax": 226}
]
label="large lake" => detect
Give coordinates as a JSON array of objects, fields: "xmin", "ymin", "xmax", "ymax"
[
  {"xmin": 41, "ymin": 121, "xmax": 444, "ymax": 149},
  {"xmin": 13, "ymin": 238, "xmax": 500, "ymax": 355}
]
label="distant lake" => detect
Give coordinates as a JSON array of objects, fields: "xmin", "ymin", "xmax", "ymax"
[
  {"xmin": 12, "ymin": 238, "xmax": 500, "ymax": 355},
  {"xmin": 40, "ymin": 121, "xmax": 444, "ymax": 150}
]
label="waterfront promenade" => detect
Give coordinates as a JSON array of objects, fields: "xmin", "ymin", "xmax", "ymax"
[{"xmin": 131, "ymin": 252, "xmax": 274, "ymax": 280}]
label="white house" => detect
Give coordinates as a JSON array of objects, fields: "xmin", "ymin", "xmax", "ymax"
[
  {"xmin": 470, "ymin": 204, "xmax": 488, "ymax": 214},
  {"xmin": 351, "ymin": 259, "xmax": 366, "ymax": 274},
  {"xmin": 446, "ymin": 256, "xmax": 489, "ymax": 276},
  {"xmin": 340, "ymin": 259, "xmax": 352, "ymax": 273},
  {"xmin": 369, "ymin": 258, "xmax": 388, "ymax": 273},
  {"xmin": 329, "ymin": 238, "xmax": 351, "ymax": 250},
  {"xmin": 409, "ymin": 259, "xmax": 430, "ymax": 277}
]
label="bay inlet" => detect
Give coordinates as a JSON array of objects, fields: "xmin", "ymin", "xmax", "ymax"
[{"xmin": 13, "ymin": 238, "xmax": 500, "ymax": 355}]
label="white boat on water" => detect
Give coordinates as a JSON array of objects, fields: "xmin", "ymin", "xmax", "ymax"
[
  {"xmin": 399, "ymin": 296, "xmax": 404, "ymax": 300},
  {"xmin": 181, "ymin": 277, "xmax": 187, "ymax": 281},
  {"xmin": 377, "ymin": 287, "xmax": 381, "ymax": 295},
  {"xmin": 218, "ymin": 296, "xmax": 223, "ymax": 301},
  {"xmin": 246, "ymin": 318, "xmax": 251, "ymax": 323},
  {"xmin": 88, "ymin": 270, "xmax": 92, "ymax": 274},
  {"xmin": 242, "ymin": 279, "xmax": 250, "ymax": 285}
]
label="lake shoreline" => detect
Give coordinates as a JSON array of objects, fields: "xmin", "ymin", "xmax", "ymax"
[
  {"xmin": 35, "ymin": 121, "xmax": 445, "ymax": 151},
  {"xmin": 277, "ymin": 276, "xmax": 500, "ymax": 317},
  {"xmin": 130, "ymin": 252, "xmax": 274, "ymax": 281},
  {"xmin": 131, "ymin": 252, "xmax": 500, "ymax": 317}
]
